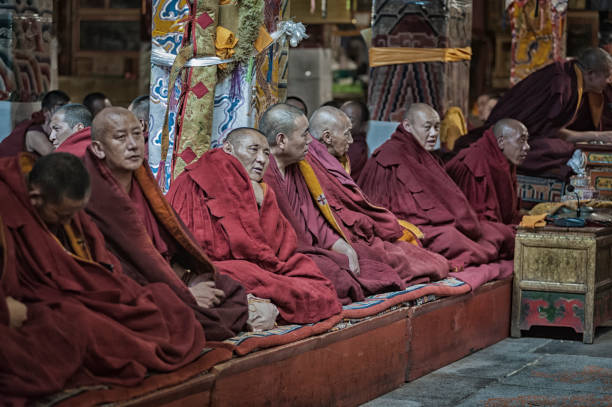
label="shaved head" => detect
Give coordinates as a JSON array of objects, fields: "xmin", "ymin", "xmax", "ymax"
[
  {"xmin": 402, "ymin": 103, "xmax": 440, "ymax": 151},
  {"xmin": 493, "ymin": 118, "xmax": 530, "ymax": 165},
  {"xmin": 92, "ymin": 107, "xmax": 136, "ymax": 142},
  {"xmin": 258, "ymin": 103, "xmax": 306, "ymax": 147},
  {"xmin": 223, "ymin": 127, "xmax": 270, "ymax": 182},
  {"xmin": 309, "ymin": 106, "xmax": 345, "ymax": 140},
  {"xmin": 309, "ymin": 106, "xmax": 353, "ymax": 158}
]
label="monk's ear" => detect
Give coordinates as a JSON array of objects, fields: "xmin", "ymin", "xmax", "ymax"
[
  {"xmin": 322, "ymin": 130, "xmax": 332, "ymax": 145},
  {"xmin": 90, "ymin": 140, "xmax": 106, "ymax": 160},
  {"xmin": 222, "ymin": 141, "xmax": 233, "ymax": 154},
  {"xmin": 276, "ymin": 133, "xmax": 287, "ymax": 149},
  {"xmin": 402, "ymin": 119, "xmax": 412, "ymax": 133},
  {"xmin": 496, "ymin": 135, "xmax": 504, "ymax": 150},
  {"xmin": 74, "ymin": 123, "xmax": 85, "ymax": 133},
  {"xmin": 28, "ymin": 185, "xmax": 44, "ymax": 208}
]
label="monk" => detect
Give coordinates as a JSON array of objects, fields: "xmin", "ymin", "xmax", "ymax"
[
  {"xmin": 167, "ymin": 127, "xmax": 342, "ymax": 324},
  {"xmin": 49, "ymin": 103, "xmax": 92, "ymax": 151},
  {"xmin": 0, "ymin": 90, "xmax": 69, "ymax": 157},
  {"xmin": 340, "ymin": 101, "xmax": 369, "ymax": 180},
  {"xmin": 0, "ymin": 152, "xmax": 206, "ymax": 402},
  {"xmin": 307, "ymin": 106, "xmax": 451, "ymax": 282},
  {"xmin": 84, "ymin": 107, "xmax": 248, "ymax": 340},
  {"xmin": 261, "ymin": 104, "xmax": 409, "ymax": 304},
  {"xmin": 456, "ymin": 47, "xmax": 612, "ymax": 179},
  {"xmin": 446, "ymin": 119, "xmax": 530, "ymax": 225},
  {"xmin": 83, "ymin": 91, "xmax": 112, "ymax": 117},
  {"xmin": 358, "ymin": 103, "xmax": 514, "ymax": 285}
]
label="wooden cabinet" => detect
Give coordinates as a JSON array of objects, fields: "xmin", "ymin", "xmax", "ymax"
[{"xmin": 512, "ymin": 226, "xmax": 612, "ymax": 343}]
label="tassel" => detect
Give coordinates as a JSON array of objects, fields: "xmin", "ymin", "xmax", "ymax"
[{"xmin": 230, "ymin": 65, "xmax": 243, "ymax": 100}]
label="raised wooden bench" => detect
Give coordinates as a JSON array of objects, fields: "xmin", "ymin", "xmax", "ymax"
[{"xmin": 70, "ymin": 279, "xmax": 512, "ymax": 407}]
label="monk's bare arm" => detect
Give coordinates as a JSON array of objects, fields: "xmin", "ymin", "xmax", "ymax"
[
  {"xmin": 331, "ymin": 238, "xmax": 360, "ymax": 276},
  {"xmin": 6, "ymin": 296, "xmax": 28, "ymax": 328},
  {"xmin": 25, "ymin": 130, "xmax": 54, "ymax": 156},
  {"xmin": 558, "ymin": 128, "xmax": 612, "ymax": 144}
]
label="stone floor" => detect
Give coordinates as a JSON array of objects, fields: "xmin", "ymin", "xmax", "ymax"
[{"xmin": 363, "ymin": 323, "xmax": 612, "ymax": 407}]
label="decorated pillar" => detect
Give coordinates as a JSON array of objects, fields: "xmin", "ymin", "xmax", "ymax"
[
  {"xmin": 0, "ymin": 0, "xmax": 54, "ymax": 139},
  {"xmin": 508, "ymin": 0, "xmax": 567, "ymax": 85},
  {"xmin": 150, "ymin": 0, "xmax": 302, "ymax": 191},
  {"xmin": 368, "ymin": 0, "xmax": 472, "ymax": 122}
]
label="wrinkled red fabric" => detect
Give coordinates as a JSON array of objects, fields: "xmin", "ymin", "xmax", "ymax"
[
  {"xmin": 306, "ymin": 139, "xmax": 450, "ymax": 284},
  {"xmin": 358, "ymin": 125, "xmax": 514, "ymax": 271},
  {"xmin": 167, "ymin": 149, "xmax": 342, "ymax": 324},
  {"xmin": 457, "ymin": 60, "xmax": 612, "ymax": 179},
  {"xmin": 347, "ymin": 132, "xmax": 368, "ymax": 181},
  {"xmin": 0, "ymin": 111, "xmax": 45, "ymax": 158},
  {"xmin": 55, "ymin": 127, "xmax": 92, "ymax": 157},
  {"xmin": 0, "ymin": 154, "xmax": 206, "ymax": 403},
  {"xmin": 446, "ymin": 128, "xmax": 520, "ymax": 225},
  {"xmin": 264, "ymin": 156, "xmax": 405, "ymax": 304},
  {"xmin": 83, "ymin": 148, "xmax": 248, "ymax": 341}
]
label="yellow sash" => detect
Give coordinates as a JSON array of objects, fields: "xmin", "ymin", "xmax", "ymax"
[
  {"xmin": 297, "ymin": 160, "xmax": 349, "ymax": 242},
  {"xmin": 369, "ymin": 46, "xmax": 472, "ymax": 68}
]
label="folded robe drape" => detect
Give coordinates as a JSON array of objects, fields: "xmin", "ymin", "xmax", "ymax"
[
  {"xmin": 0, "ymin": 111, "xmax": 45, "ymax": 158},
  {"xmin": 56, "ymin": 127, "xmax": 93, "ymax": 157},
  {"xmin": 166, "ymin": 149, "xmax": 342, "ymax": 324},
  {"xmin": 446, "ymin": 128, "xmax": 520, "ymax": 225},
  {"xmin": 264, "ymin": 156, "xmax": 405, "ymax": 304},
  {"xmin": 358, "ymin": 125, "xmax": 515, "ymax": 270},
  {"xmin": 0, "ymin": 154, "xmax": 206, "ymax": 402},
  {"xmin": 83, "ymin": 148, "xmax": 248, "ymax": 341},
  {"xmin": 306, "ymin": 138, "xmax": 450, "ymax": 284}
]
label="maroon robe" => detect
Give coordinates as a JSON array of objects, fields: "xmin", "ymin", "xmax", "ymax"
[
  {"xmin": 0, "ymin": 154, "xmax": 206, "ymax": 402},
  {"xmin": 84, "ymin": 148, "xmax": 248, "ymax": 341},
  {"xmin": 0, "ymin": 111, "xmax": 45, "ymax": 158},
  {"xmin": 358, "ymin": 125, "xmax": 515, "ymax": 271},
  {"xmin": 306, "ymin": 138, "xmax": 450, "ymax": 284},
  {"xmin": 56, "ymin": 126, "xmax": 92, "ymax": 157},
  {"xmin": 347, "ymin": 131, "xmax": 368, "ymax": 181},
  {"xmin": 457, "ymin": 60, "xmax": 612, "ymax": 179},
  {"xmin": 446, "ymin": 128, "xmax": 520, "ymax": 225},
  {"xmin": 264, "ymin": 156, "xmax": 405, "ymax": 304},
  {"xmin": 167, "ymin": 149, "xmax": 342, "ymax": 324}
]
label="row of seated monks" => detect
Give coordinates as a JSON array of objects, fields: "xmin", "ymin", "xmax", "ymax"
[
  {"xmin": 6, "ymin": 46, "xmax": 611, "ymax": 404},
  {"xmin": 0, "ymin": 98, "xmax": 526, "ymax": 403}
]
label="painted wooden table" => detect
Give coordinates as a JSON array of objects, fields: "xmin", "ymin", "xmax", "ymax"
[{"xmin": 512, "ymin": 226, "xmax": 612, "ymax": 343}]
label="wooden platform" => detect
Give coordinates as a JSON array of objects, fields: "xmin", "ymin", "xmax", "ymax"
[{"xmin": 106, "ymin": 279, "xmax": 512, "ymax": 407}]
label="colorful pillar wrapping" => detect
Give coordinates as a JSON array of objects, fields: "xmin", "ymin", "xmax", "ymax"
[
  {"xmin": 508, "ymin": 0, "xmax": 567, "ymax": 85},
  {"xmin": 368, "ymin": 0, "xmax": 472, "ymax": 122}
]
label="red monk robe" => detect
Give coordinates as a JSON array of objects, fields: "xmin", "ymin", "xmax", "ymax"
[
  {"xmin": 0, "ymin": 154, "xmax": 206, "ymax": 402},
  {"xmin": 446, "ymin": 128, "xmax": 521, "ymax": 225},
  {"xmin": 167, "ymin": 149, "xmax": 342, "ymax": 324},
  {"xmin": 264, "ymin": 156, "xmax": 406, "ymax": 305},
  {"xmin": 55, "ymin": 126, "xmax": 92, "ymax": 157},
  {"xmin": 0, "ymin": 111, "xmax": 45, "ymax": 158},
  {"xmin": 358, "ymin": 125, "xmax": 515, "ymax": 277},
  {"xmin": 347, "ymin": 132, "xmax": 368, "ymax": 181},
  {"xmin": 306, "ymin": 138, "xmax": 450, "ymax": 284},
  {"xmin": 84, "ymin": 148, "xmax": 248, "ymax": 341},
  {"xmin": 456, "ymin": 60, "xmax": 612, "ymax": 179}
]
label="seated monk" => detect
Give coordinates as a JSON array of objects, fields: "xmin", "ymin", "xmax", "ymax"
[
  {"xmin": 128, "ymin": 95, "xmax": 150, "ymax": 157},
  {"xmin": 167, "ymin": 127, "xmax": 342, "ymax": 324},
  {"xmin": 83, "ymin": 107, "xmax": 248, "ymax": 340},
  {"xmin": 358, "ymin": 103, "xmax": 515, "ymax": 280},
  {"xmin": 307, "ymin": 106, "xmax": 450, "ymax": 284},
  {"xmin": 0, "ymin": 153, "xmax": 206, "ymax": 402},
  {"xmin": 260, "ymin": 104, "xmax": 406, "ymax": 304},
  {"xmin": 0, "ymin": 90, "xmax": 69, "ymax": 158},
  {"xmin": 456, "ymin": 47, "xmax": 612, "ymax": 179},
  {"xmin": 49, "ymin": 103, "xmax": 92, "ymax": 153},
  {"xmin": 446, "ymin": 119, "xmax": 530, "ymax": 225},
  {"xmin": 340, "ymin": 101, "xmax": 369, "ymax": 180}
]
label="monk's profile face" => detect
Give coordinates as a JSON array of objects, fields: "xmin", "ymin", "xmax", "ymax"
[
  {"xmin": 499, "ymin": 123, "xmax": 530, "ymax": 166},
  {"xmin": 322, "ymin": 113, "xmax": 353, "ymax": 158},
  {"xmin": 584, "ymin": 68, "xmax": 612, "ymax": 94},
  {"xmin": 49, "ymin": 112, "xmax": 84, "ymax": 149},
  {"xmin": 31, "ymin": 190, "xmax": 90, "ymax": 226},
  {"xmin": 283, "ymin": 114, "xmax": 312, "ymax": 164},
  {"xmin": 404, "ymin": 108, "xmax": 440, "ymax": 151},
  {"xmin": 223, "ymin": 131, "xmax": 270, "ymax": 182},
  {"xmin": 92, "ymin": 111, "xmax": 144, "ymax": 173}
]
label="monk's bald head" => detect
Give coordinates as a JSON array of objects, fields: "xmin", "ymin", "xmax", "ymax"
[
  {"xmin": 493, "ymin": 118, "xmax": 530, "ymax": 166},
  {"xmin": 258, "ymin": 103, "xmax": 311, "ymax": 165},
  {"xmin": 223, "ymin": 127, "xmax": 270, "ymax": 182},
  {"xmin": 402, "ymin": 103, "xmax": 440, "ymax": 151},
  {"xmin": 577, "ymin": 47, "xmax": 612, "ymax": 94},
  {"xmin": 310, "ymin": 106, "xmax": 353, "ymax": 158},
  {"xmin": 90, "ymin": 107, "xmax": 145, "ymax": 173}
]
